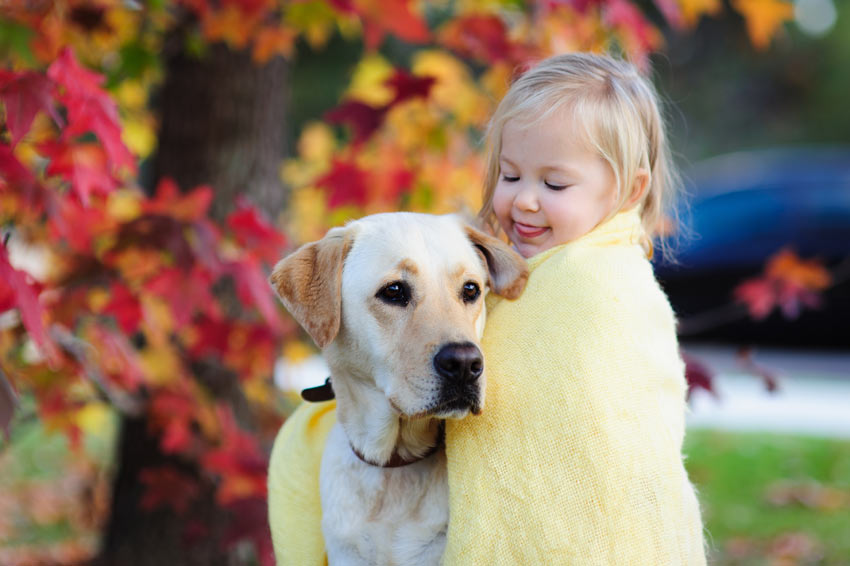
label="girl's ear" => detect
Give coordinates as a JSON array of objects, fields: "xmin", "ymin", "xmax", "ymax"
[
  {"xmin": 269, "ymin": 227, "xmax": 352, "ymax": 348},
  {"xmin": 464, "ymin": 225, "xmax": 529, "ymax": 300},
  {"xmin": 626, "ymin": 168, "xmax": 650, "ymax": 209}
]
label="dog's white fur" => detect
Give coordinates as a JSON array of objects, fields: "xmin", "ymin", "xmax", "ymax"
[{"xmin": 271, "ymin": 212, "xmax": 527, "ymax": 566}]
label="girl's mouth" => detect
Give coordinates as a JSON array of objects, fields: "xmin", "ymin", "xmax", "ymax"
[{"xmin": 513, "ymin": 222, "xmax": 548, "ymax": 239}]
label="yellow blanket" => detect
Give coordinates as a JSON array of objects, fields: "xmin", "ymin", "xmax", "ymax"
[{"xmin": 268, "ymin": 209, "xmax": 706, "ymax": 565}]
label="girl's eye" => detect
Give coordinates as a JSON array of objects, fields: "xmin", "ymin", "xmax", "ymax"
[
  {"xmin": 545, "ymin": 181, "xmax": 568, "ymax": 190},
  {"xmin": 461, "ymin": 281, "xmax": 481, "ymax": 303},
  {"xmin": 501, "ymin": 174, "xmax": 519, "ymax": 182}
]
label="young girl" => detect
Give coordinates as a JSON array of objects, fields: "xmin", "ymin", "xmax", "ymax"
[{"xmin": 268, "ymin": 52, "xmax": 706, "ymax": 564}]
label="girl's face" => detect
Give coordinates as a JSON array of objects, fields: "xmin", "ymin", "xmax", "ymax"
[{"xmin": 492, "ymin": 111, "xmax": 619, "ymax": 259}]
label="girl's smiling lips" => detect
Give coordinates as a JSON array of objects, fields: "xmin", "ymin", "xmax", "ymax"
[{"xmin": 513, "ymin": 222, "xmax": 548, "ymax": 239}]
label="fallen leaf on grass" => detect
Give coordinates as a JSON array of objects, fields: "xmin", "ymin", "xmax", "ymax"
[{"xmin": 765, "ymin": 480, "xmax": 848, "ymax": 511}]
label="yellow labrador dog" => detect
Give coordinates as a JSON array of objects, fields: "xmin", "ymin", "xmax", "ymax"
[{"xmin": 270, "ymin": 212, "xmax": 527, "ymax": 565}]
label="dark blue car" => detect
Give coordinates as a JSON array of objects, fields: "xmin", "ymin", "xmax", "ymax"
[{"xmin": 654, "ymin": 147, "xmax": 850, "ymax": 349}]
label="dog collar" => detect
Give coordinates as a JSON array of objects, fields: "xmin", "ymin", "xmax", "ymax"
[
  {"xmin": 301, "ymin": 377, "xmax": 334, "ymax": 402},
  {"xmin": 351, "ymin": 422, "xmax": 445, "ymax": 469}
]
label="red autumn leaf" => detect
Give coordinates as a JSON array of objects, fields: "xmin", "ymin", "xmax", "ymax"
[
  {"xmin": 736, "ymin": 346, "xmax": 780, "ymax": 392},
  {"xmin": 681, "ymin": 350, "xmax": 717, "ymax": 400},
  {"xmin": 0, "ymin": 70, "xmax": 62, "ymax": 146},
  {"xmin": 47, "ymin": 48, "xmax": 135, "ymax": 173},
  {"xmin": 652, "ymin": 0, "xmax": 686, "ymax": 28},
  {"xmin": 40, "ymin": 141, "xmax": 118, "ymax": 205},
  {"xmin": 0, "ymin": 143, "xmax": 54, "ymax": 216},
  {"xmin": 0, "ymin": 243, "xmax": 58, "ymax": 362},
  {"xmin": 438, "ymin": 14, "xmax": 533, "ymax": 65},
  {"xmin": 146, "ymin": 266, "xmax": 217, "ymax": 327},
  {"xmin": 604, "ymin": 0, "xmax": 662, "ymax": 68},
  {"xmin": 373, "ymin": 165, "xmax": 414, "ymax": 203},
  {"xmin": 144, "ymin": 178, "xmax": 214, "ymax": 222},
  {"xmin": 202, "ymin": 406, "xmax": 267, "ymax": 504},
  {"xmin": 733, "ymin": 277, "xmax": 776, "ymax": 319},
  {"xmin": 226, "ymin": 256, "xmax": 284, "ymax": 333},
  {"xmin": 325, "ymin": 100, "xmax": 387, "ymax": 145},
  {"xmin": 566, "ymin": 0, "xmax": 606, "ymax": 12},
  {"xmin": 48, "ymin": 194, "xmax": 114, "ymax": 253},
  {"xmin": 139, "ymin": 466, "xmax": 201, "ymax": 514},
  {"xmin": 161, "ymin": 418, "xmax": 194, "ymax": 454},
  {"xmin": 226, "ymin": 199, "xmax": 287, "ymax": 265},
  {"xmin": 359, "ymin": 0, "xmax": 430, "ymax": 49},
  {"xmin": 734, "ymin": 249, "xmax": 830, "ymax": 320},
  {"xmin": 316, "ymin": 158, "xmax": 371, "ymax": 207},
  {"xmin": 328, "ymin": 0, "xmax": 355, "ymax": 13},
  {"xmin": 189, "ymin": 315, "xmax": 233, "ymax": 358},
  {"xmin": 386, "ymin": 69, "xmax": 436, "ymax": 105},
  {"xmin": 102, "ymin": 282, "xmax": 142, "ymax": 334}
]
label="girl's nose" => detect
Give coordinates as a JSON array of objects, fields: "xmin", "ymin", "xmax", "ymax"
[{"xmin": 513, "ymin": 184, "xmax": 539, "ymax": 212}]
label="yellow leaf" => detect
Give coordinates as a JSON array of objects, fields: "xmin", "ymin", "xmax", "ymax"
[
  {"xmin": 74, "ymin": 402, "xmax": 114, "ymax": 437},
  {"xmin": 732, "ymin": 0, "xmax": 793, "ymax": 49},
  {"xmin": 412, "ymin": 50, "xmax": 491, "ymax": 127},
  {"xmin": 288, "ymin": 187, "xmax": 329, "ymax": 244},
  {"xmin": 121, "ymin": 116, "xmax": 157, "ymax": 159},
  {"xmin": 114, "ymin": 80, "xmax": 148, "ymax": 110},
  {"xmin": 107, "ymin": 189, "xmax": 143, "ymax": 222},
  {"xmin": 138, "ymin": 345, "xmax": 181, "ymax": 386},
  {"xmin": 284, "ymin": 340, "xmax": 316, "ymax": 363},
  {"xmin": 346, "ymin": 53, "xmax": 395, "ymax": 106},
  {"xmin": 297, "ymin": 121, "xmax": 337, "ymax": 162},
  {"xmin": 243, "ymin": 378, "xmax": 272, "ymax": 406},
  {"xmin": 87, "ymin": 288, "xmax": 111, "ymax": 312}
]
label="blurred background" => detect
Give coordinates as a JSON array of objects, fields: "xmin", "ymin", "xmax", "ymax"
[{"xmin": 1, "ymin": 1, "xmax": 848, "ymax": 565}]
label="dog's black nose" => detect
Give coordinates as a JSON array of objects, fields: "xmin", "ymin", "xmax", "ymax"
[{"xmin": 434, "ymin": 342, "xmax": 483, "ymax": 383}]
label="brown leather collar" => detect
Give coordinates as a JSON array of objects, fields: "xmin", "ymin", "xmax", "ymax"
[{"xmin": 350, "ymin": 422, "xmax": 445, "ymax": 468}]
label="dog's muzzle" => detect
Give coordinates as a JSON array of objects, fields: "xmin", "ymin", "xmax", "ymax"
[{"xmin": 433, "ymin": 342, "xmax": 484, "ymax": 415}]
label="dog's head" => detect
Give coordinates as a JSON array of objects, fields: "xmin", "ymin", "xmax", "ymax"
[{"xmin": 270, "ymin": 213, "xmax": 528, "ymax": 419}]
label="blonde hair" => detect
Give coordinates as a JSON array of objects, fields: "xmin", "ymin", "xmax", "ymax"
[{"xmin": 478, "ymin": 52, "xmax": 679, "ymax": 257}]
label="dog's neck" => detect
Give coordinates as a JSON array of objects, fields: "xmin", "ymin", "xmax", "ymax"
[{"xmin": 330, "ymin": 370, "xmax": 444, "ymax": 467}]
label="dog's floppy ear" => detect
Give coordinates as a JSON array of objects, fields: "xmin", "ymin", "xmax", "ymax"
[
  {"xmin": 464, "ymin": 225, "xmax": 529, "ymax": 300},
  {"xmin": 269, "ymin": 227, "xmax": 352, "ymax": 348}
]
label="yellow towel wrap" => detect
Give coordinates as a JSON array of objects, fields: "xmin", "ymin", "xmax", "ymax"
[{"xmin": 268, "ymin": 209, "xmax": 706, "ymax": 565}]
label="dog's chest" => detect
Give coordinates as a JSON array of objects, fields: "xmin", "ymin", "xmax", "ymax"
[{"xmin": 320, "ymin": 425, "xmax": 449, "ymax": 566}]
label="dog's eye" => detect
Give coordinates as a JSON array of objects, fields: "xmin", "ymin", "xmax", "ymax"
[
  {"xmin": 377, "ymin": 281, "xmax": 410, "ymax": 306},
  {"xmin": 461, "ymin": 281, "xmax": 480, "ymax": 303}
]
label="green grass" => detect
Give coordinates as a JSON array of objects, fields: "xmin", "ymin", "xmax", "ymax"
[{"xmin": 685, "ymin": 430, "xmax": 850, "ymax": 565}]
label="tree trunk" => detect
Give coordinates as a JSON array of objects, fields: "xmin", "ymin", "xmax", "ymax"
[
  {"xmin": 97, "ymin": 24, "xmax": 289, "ymax": 566},
  {"xmin": 151, "ymin": 33, "xmax": 289, "ymax": 222}
]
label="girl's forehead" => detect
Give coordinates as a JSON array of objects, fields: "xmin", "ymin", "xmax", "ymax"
[{"xmin": 500, "ymin": 111, "xmax": 595, "ymax": 159}]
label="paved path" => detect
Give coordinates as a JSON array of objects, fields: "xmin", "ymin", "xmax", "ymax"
[
  {"xmin": 275, "ymin": 344, "xmax": 850, "ymax": 438},
  {"xmin": 684, "ymin": 343, "xmax": 850, "ymax": 438}
]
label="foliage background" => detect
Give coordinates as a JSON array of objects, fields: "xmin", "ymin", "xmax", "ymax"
[{"xmin": 1, "ymin": 0, "xmax": 848, "ymax": 565}]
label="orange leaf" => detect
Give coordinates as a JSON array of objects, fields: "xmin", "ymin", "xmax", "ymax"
[
  {"xmin": 678, "ymin": 0, "xmax": 723, "ymax": 27},
  {"xmin": 252, "ymin": 26, "xmax": 297, "ymax": 63},
  {"xmin": 354, "ymin": 0, "xmax": 430, "ymax": 49},
  {"xmin": 732, "ymin": 0, "xmax": 793, "ymax": 49},
  {"xmin": 765, "ymin": 249, "xmax": 831, "ymax": 290}
]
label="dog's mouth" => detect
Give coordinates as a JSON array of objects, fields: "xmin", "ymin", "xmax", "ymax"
[{"xmin": 425, "ymin": 385, "xmax": 482, "ymax": 418}]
